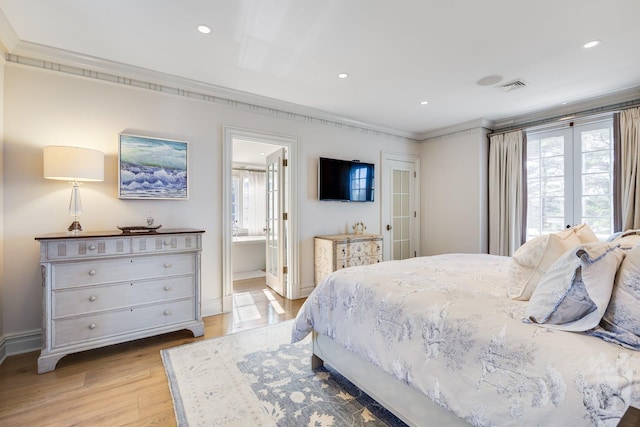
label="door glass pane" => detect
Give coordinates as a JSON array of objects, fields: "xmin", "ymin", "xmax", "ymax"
[
  {"xmin": 579, "ymin": 126, "xmax": 613, "ymax": 239},
  {"xmin": 392, "ymin": 169, "xmax": 411, "ymax": 260},
  {"xmin": 526, "ymin": 135, "xmax": 566, "ymax": 240}
]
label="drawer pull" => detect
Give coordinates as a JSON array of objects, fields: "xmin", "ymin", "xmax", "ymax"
[
  {"xmin": 88, "ymin": 244, "xmax": 97, "ymax": 251},
  {"xmin": 88, "ymin": 323, "xmax": 96, "ymax": 330},
  {"xmin": 164, "ymin": 285, "xmax": 172, "ymax": 291},
  {"xmin": 88, "ymin": 296, "xmax": 97, "ymax": 302},
  {"xmin": 88, "ymin": 270, "xmax": 97, "ymax": 276},
  {"xmin": 163, "ymin": 263, "xmax": 172, "ymax": 268},
  {"xmin": 163, "ymin": 240, "xmax": 171, "ymax": 246},
  {"xmin": 163, "ymin": 310, "xmax": 172, "ymax": 316}
]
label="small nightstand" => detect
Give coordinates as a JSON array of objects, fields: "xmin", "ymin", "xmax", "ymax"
[{"xmin": 314, "ymin": 234, "xmax": 383, "ymax": 285}]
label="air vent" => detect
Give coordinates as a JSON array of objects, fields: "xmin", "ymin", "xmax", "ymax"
[{"xmin": 499, "ymin": 79, "xmax": 528, "ymax": 92}]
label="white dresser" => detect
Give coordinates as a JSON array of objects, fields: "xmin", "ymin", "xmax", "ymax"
[
  {"xmin": 35, "ymin": 229, "xmax": 205, "ymax": 373},
  {"xmin": 314, "ymin": 234, "xmax": 383, "ymax": 285}
]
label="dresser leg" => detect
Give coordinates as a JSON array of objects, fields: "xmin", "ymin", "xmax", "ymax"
[
  {"xmin": 37, "ymin": 352, "xmax": 67, "ymax": 374},
  {"xmin": 187, "ymin": 322, "xmax": 205, "ymax": 338}
]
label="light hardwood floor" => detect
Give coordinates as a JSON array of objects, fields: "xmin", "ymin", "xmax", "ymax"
[{"xmin": 0, "ymin": 278, "xmax": 305, "ymax": 426}]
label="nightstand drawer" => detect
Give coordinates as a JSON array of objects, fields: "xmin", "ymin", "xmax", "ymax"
[
  {"xmin": 52, "ymin": 253, "xmax": 195, "ymax": 289},
  {"xmin": 53, "ymin": 275, "xmax": 195, "ymax": 318},
  {"xmin": 43, "ymin": 238, "xmax": 131, "ymax": 260},
  {"xmin": 337, "ymin": 255, "xmax": 382, "ymax": 269},
  {"xmin": 335, "ymin": 240, "xmax": 382, "ymax": 260},
  {"xmin": 52, "ymin": 298, "xmax": 195, "ymax": 348}
]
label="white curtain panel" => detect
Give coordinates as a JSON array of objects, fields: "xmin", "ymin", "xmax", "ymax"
[
  {"xmin": 620, "ymin": 107, "xmax": 640, "ymax": 231},
  {"xmin": 489, "ymin": 130, "xmax": 524, "ymax": 256},
  {"xmin": 244, "ymin": 170, "xmax": 267, "ymax": 235}
]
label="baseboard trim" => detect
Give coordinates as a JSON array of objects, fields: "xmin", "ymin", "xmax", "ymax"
[
  {"xmin": 0, "ymin": 330, "xmax": 42, "ymax": 366},
  {"xmin": 202, "ymin": 298, "xmax": 224, "ymax": 317}
]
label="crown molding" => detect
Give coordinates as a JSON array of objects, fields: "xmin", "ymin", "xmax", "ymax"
[
  {"xmin": 418, "ymin": 118, "xmax": 494, "ymax": 141},
  {"xmin": 0, "ymin": 8, "xmax": 18, "ymax": 54},
  {"xmin": 7, "ymin": 40, "xmax": 420, "ymax": 142},
  {"xmin": 491, "ymin": 86, "xmax": 640, "ymax": 131}
]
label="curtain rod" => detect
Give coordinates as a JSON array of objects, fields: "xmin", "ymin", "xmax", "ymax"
[
  {"xmin": 233, "ymin": 167, "xmax": 266, "ymax": 173},
  {"xmin": 488, "ymin": 97, "xmax": 640, "ymax": 137}
]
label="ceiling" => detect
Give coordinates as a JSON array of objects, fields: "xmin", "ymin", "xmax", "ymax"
[{"xmin": 1, "ymin": 0, "xmax": 639, "ymax": 138}]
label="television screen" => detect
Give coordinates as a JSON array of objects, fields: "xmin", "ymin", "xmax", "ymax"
[{"xmin": 318, "ymin": 157, "xmax": 374, "ymax": 202}]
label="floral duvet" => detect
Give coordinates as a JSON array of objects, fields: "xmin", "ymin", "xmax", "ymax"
[{"xmin": 292, "ymin": 254, "xmax": 640, "ymax": 426}]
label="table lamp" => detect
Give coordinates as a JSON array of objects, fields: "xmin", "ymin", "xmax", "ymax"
[{"xmin": 43, "ymin": 146, "xmax": 104, "ymax": 232}]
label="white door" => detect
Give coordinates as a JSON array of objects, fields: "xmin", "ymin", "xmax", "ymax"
[
  {"xmin": 265, "ymin": 148, "xmax": 286, "ymax": 296},
  {"xmin": 381, "ymin": 154, "xmax": 419, "ymax": 260}
]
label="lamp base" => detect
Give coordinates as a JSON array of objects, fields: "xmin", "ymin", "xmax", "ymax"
[{"xmin": 67, "ymin": 221, "xmax": 83, "ymax": 232}]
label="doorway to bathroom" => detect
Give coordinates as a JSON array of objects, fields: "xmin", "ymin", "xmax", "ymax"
[{"xmin": 222, "ymin": 127, "xmax": 299, "ymax": 315}]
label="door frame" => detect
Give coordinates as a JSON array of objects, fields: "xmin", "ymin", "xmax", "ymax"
[
  {"xmin": 222, "ymin": 127, "xmax": 299, "ymax": 311},
  {"xmin": 380, "ymin": 151, "xmax": 421, "ymax": 260}
]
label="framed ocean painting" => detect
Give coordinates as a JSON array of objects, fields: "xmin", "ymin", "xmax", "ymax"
[{"xmin": 118, "ymin": 134, "xmax": 189, "ymax": 199}]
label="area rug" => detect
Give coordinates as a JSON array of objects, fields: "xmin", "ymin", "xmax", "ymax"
[{"xmin": 161, "ymin": 320, "xmax": 406, "ymax": 426}]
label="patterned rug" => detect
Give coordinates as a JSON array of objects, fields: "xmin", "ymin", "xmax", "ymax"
[{"xmin": 161, "ymin": 320, "xmax": 406, "ymax": 426}]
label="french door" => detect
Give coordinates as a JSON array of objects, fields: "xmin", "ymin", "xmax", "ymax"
[
  {"xmin": 526, "ymin": 117, "xmax": 614, "ymax": 240},
  {"xmin": 381, "ymin": 153, "xmax": 420, "ymax": 260},
  {"xmin": 265, "ymin": 148, "xmax": 286, "ymax": 296}
]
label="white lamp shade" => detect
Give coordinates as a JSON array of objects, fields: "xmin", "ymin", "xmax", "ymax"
[{"xmin": 43, "ymin": 146, "xmax": 104, "ymax": 182}]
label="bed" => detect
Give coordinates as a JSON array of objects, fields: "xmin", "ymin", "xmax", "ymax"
[{"xmin": 292, "ymin": 237, "xmax": 640, "ymax": 426}]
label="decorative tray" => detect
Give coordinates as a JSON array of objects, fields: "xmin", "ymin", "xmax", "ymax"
[{"xmin": 117, "ymin": 225, "xmax": 162, "ymax": 234}]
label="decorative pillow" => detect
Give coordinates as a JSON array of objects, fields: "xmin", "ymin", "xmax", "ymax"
[
  {"xmin": 590, "ymin": 243, "xmax": 640, "ymax": 348},
  {"xmin": 569, "ymin": 223, "xmax": 599, "ymax": 244},
  {"xmin": 507, "ymin": 229, "xmax": 581, "ymax": 301},
  {"xmin": 611, "ymin": 229, "xmax": 640, "ymax": 249},
  {"xmin": 524, "ymin": 242, "xmax": 624, "ymax": 331}
]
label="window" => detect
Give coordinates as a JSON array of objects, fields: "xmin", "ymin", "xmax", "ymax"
[
  {"xmin": 526, "ymin": 117, "xmax": 614, "ymax": 240},
  {"xmin": 231, "ymin": 169, "xmax": 266, "ymax": 236}
]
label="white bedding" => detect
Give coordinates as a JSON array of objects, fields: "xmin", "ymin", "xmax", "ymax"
[{"xmin": 292, "ymin": 254, "xmax": 640, "ymax": 426}]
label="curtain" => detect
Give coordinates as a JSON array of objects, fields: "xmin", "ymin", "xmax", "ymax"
[
  {"xmin": 243, "ymin": 170, "xmax": 267, "ymax": 235},
  {"xmin": 618, "ymin": 106, "xmax": 640, "ymax": 231},
  {"xmin": 489, "ymin": 130, "xmax": 526, "ymax": 256}
]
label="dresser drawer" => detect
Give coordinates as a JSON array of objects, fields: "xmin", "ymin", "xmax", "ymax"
[
  {"xmin": 53, "ymin": 275, "xmax": 195, "ymax": 318},
  {"xmin": 131, "ymin": 234, "xmax": 201, "ymax": 254},
  {"xmin": 52, "ymin": 253, "xmax": 195, "ymax": 289},
  {"xmin": 335, "ymin": 240, "xmax": 382, "ymax": 260},
  {"xmin": 43, "ymin": 238, "xmax": 131, "ymax": 260},
  {"xmin": 52, "ymin": 298, "xmax": 196, "ymax": 348},
  {"xmin": 337, "ymin": 255, "xmax": 382, "ymax": 269}
]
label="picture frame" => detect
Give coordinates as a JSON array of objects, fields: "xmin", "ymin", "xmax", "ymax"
[{"xmin": 118, "ymin": 133, "xmax": 189, "ymax": 200}]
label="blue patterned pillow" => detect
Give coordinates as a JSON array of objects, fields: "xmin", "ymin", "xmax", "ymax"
[
  {"xmin": 592, "ymin": 244, "xmax": 640, "ymax": 348},
  {"xmin": 524, "ymin": 242, "xmax": 624, "ymax": 331}
]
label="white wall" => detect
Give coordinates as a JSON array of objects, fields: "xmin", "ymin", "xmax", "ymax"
[
  {"xmin": 2, "ymin": 63, "xmax": 421, "ymax": 339},
  {"xmin": 420, "ymin": 127, "xmax": 489, "ymax": 255}
]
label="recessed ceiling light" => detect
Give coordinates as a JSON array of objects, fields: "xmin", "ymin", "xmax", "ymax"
[
  {"xmin": 260, "ymin": 152, "xmax": 265, "ymax": 156},
  {"xmin": 583, "ymin": 40, "xmax": 601, "ymax": 49},
  {"xmin": 337, "ymin": 73, "xmax": 349, "ymax": 79},
  {"xmin": 420, "ymin": 100, "xmax": 429, "ymax": 105},
  {"xmin": 197, "ymin": 25, "xmax": 212, "ymax": 34}
]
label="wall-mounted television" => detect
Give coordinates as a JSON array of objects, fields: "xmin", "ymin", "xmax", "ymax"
[{"xmin": 318, "ymin": 157, "xmax": 375, "ymax": 202}]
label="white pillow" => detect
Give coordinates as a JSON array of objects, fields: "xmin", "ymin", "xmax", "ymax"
[
  {"xmin": 612, "ymin": 229, "xmax": 640, "ymax": 249},
  {"xmin": 508, "ymin": 229, "xmax": 581, "ymax": 301},
  {"xmin": 524, "ymin": 242, "xmax": 624, "ymax": 331},
  {"xmin": 569, "ymin": 223, "xmax": 599, "ymax": 244}
]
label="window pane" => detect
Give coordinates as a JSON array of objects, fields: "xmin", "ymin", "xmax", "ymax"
[
  {"xmin": 583, "ymin": 151, "xmax": 610, "ymax": 174},
  {"xmin": 581, "ymin": 128, "xmax": 611, "ymax": 152},
  {"xmin": 583, "ymin": 173, "xmax": 611, "ymax": 196},
  {"xmin": 583, "ymin": 195, "xmax": 611, "ymax": 217},
  {"xmin": 540, "ymin": 136, "xmax": 564, "ymax": 156},
  {"xmin": 527, "ymin": 139, "xmax": 540, "ymax": 160},
  {"xmin": 542, "ymin": 177, "xmax": 564, "ymax": 196}
]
